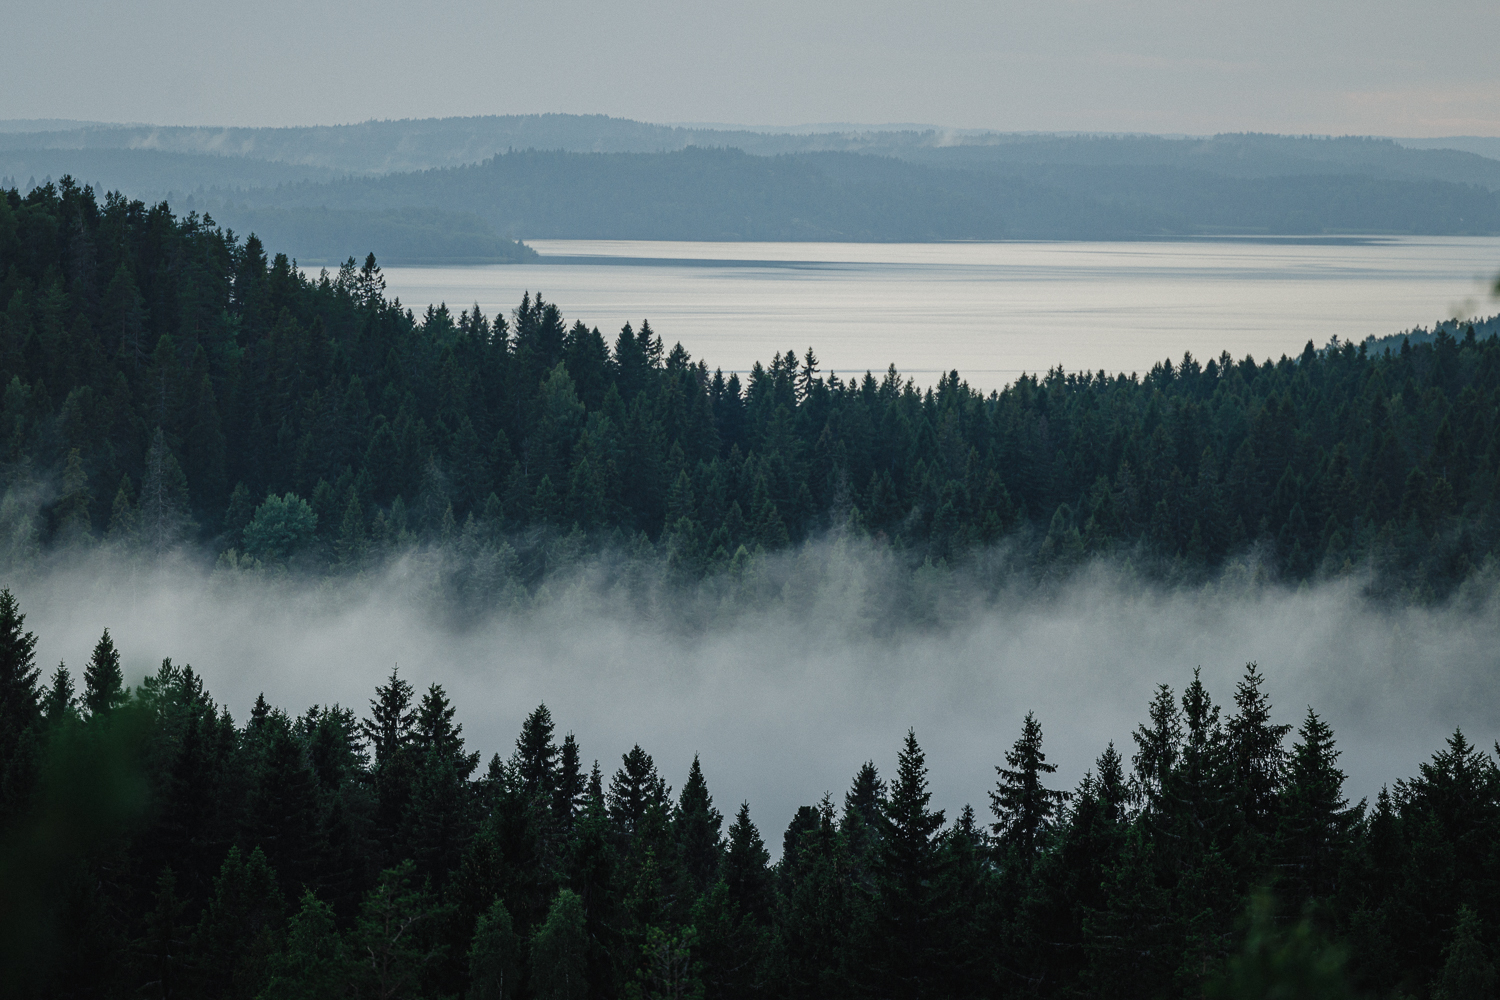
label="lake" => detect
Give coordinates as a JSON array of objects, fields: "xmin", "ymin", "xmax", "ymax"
[{"xmin": 375, "ymin": 237, "xmax": 1500, "ymax": 390}]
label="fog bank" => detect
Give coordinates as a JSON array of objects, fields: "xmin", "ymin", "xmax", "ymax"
[{"xmin": 11, "ymin": 545, "xmax": 1500, "ymax": 843}]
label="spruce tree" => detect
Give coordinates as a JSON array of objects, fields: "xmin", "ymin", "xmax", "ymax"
[
  {"xmin": 608, "ymin": 744, "xmax": 669, "ymax": 842},
  {"xmin": 1132, "ymin": 683, "xmax": 1183, "ymax": 818},
  {"xmin": 674, "ymin": 754, "xmax": 725, "ymax": 895},
  {"xmin": 990, "ymin": 711, "xmax": 1068, "ymax": 861},
  {"xmin": 0, "ymin": 588, "xmax": 40, "ymax": 822},
  {"xmin": 362, "ymin": 666, "xmax": 415, "ymax": 768},
  {"xmin": 513, "ymin": 703, "xmax": 558, "ymax": 802},
  {"xmin": 42, "ymin": 662, "xmax": 75, "ymax": 725},
  {"xmin": 553, "ymin": 732, "xmax": 584, "ymax": 829},
  {"xmin": 1226, "ymin": 663, "xmax": 1290, "ymax": 836},
  {"xmin": 1276, "ymin": 707, "xmax": 1358, "ymax": 901},
  {"xmin": 721, "ymin": 802, "xmax": 773, "ymax": 923},
  {"xmin": 840, "ymin": 761, "xmax": 885, "ymax": 877},
  {"xmin": 349, "ymin": 861, "xmax": 448, "ymax": 1000},
  {"xmin": 871, "ymin": 729, "xmax": 950, "ymax": 1000},
  {"xmin": 82, "ymin": 627, "xmax": 126, "ymax": 718}
]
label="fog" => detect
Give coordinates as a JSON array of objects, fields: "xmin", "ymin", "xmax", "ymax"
[{"xmin": 12, "ymin": 544, "xmax": 1500, "ymax": 846}]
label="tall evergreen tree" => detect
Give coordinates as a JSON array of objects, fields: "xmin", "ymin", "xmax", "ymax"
[
  {"xmin": 1275, "ymin": 708, "xmax": 1359, "ymax": 901},
  {"xmin": 674, "ymin": 754, "xmax": 725, "ymax": 895},
  {"xmin": 82, "ymin": 627, "xmax": 126, "ymax": 718},
  {"xmin": 870, "ymin": 730, "xmax": 951, "ymax": 1000},
  {"xmin": 990, "ymin": 711, "xmax": 1068, "ymax": 861},
  {"xmin": 1226, "ymin": 663, "xmax": 1291, "ymax": 836},
  {"xmin": 0, "ymin": 588, "xmax": 40, "ymax": 823}
]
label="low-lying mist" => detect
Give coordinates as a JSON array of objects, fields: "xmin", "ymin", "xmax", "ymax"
[{"xmin": 12, "ymin": 539, "xmax": 1500, "ymax": 845}]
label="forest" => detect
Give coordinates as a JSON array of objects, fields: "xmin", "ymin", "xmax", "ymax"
[
  {"xmin": 2, "ymin": 588, "xmax": 1499, "ymax": 999},
  {"xmin": 3, "ymin": 178, "xmax": 1500, "ymax": 601}
]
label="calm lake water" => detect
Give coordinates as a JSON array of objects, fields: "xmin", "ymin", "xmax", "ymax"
[{"xmin": 376, "ymin": 238, "xmax": 1500, "ymax": 390}]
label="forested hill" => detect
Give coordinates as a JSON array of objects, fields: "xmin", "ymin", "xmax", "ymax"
[
  {"xmin": 3, "ymin": 179, "xmax": 1500, "ymax": 598},
  {"xmin": 3, "ymin": 591, "xmax": 1500, "ymax": 998},
  {"xmin": 8, "ymin": 122, "xmax": 1500, "ymax": 245},
  {"xmin": 233, "ymin": 147, "xmax": 1500, "ymax": 240}
]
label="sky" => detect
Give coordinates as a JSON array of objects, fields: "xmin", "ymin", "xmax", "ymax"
[{"xmin": 4, "ymin": 0, "xmax": 1499, "ymax": 136}]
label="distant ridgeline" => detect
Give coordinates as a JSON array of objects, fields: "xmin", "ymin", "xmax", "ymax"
[
  {"xmin": 3, "ymin": 180, "xmax": 1500, "ymax": 598},
  {"xmin": 3, "ymin": 589, "xmax": 1499, "ymax": 998},
  {"xmin": 5, "ymin": 122, "xmax": 1500, "ymax": 244}
]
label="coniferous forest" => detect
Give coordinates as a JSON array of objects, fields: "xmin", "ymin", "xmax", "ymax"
[
  {"xmin": 2, "ymin": 590, "xmax": 1500, "ymax": 999},
  {"xmin": 3, "ymin": 179, "xmax": 1500, "ymax": 602},
  {"xmin": 5, "ymin": 179, "xmax": 1500, "ymax": 999}
]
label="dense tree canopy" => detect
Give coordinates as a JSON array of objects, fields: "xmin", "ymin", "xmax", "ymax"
[
  {"xmin": 1, "ymin": 589, "xmax": 1497, "ymax": 998},
  {"xmin": 3, "ymin": 180, "xmax": 1500, "ymax": 602}
]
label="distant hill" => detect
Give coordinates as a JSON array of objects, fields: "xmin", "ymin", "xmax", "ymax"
[
  {"xmin": 5, "ymin": 115, "xmax": 1500, "ymax": 248},
  {"xmin": 219, "ymin": 146, "xmax": 1500, "ymax": 241}
]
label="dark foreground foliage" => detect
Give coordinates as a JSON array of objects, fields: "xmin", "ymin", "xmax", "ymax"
[
  {"xmin": 2, "ymin": 588, "xmax": 1498, "ymax": 999},
  {"xmin": 3, "ymin": 181, "xmax": 1500, "ymax": 600}
]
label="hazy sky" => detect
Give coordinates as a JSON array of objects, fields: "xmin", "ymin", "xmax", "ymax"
[{"xmin": 5, "ymin": 0, "xmax": 1498, "ymax": 135}]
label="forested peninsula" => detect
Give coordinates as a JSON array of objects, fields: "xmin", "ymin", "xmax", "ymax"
[
  {"xmin": 3, "ymin": 591, "xmax": 1500, "ymax": 999},
  {"xmin": 3, "ymin": 179, "xmax": 1500, "ymax": 601}
]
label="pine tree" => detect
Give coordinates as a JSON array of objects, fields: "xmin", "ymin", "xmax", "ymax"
[
  {"xmin": 362, "ymin": 666, "xmax": 415, "ymax": 768},
  {"xmin": 840, "ymin": 761, "xmax": 885, "ymax": 876},
  {"xmin": 608, "ymin": 744, "xmax": 670, "ymax": 842},
  {"xmin": 990, "ymin": 711, "xmax": 1068, "ymax": 861},
  {"xmin": 0, "ymin": 588, "xmax": 40, "ymax": 822},
  {"xmin": 675, "ymin": 754, "xmax": 725, "ymax": 895},
  {"xmin": 1226, "ymin": 663, "xmax": 1290, "ymax": 836},
  {"xmin": 513, "ymin": 703, "xmax": 558, "ymax": 802},
  {"xmin": 553, "ymin": 732, "xmax": 584, "ymax": 830},
  {"xmin": 1276, "ymin": 707, "xmax": 1359, "ymax": 901},
  {"xmin": 871, "ymin": 729, "xmax": 951, "ymax": 1000},
  {"xmin": 42, "ymin": 662, "xmax": 75, "ymax": 725},
  {"xmin": 82, "ymin": 627, "xmax": 126, "ymax": 718},
  {"xmin": 721, "ymin": 802, "xmax": 773, "ymax": 923}
]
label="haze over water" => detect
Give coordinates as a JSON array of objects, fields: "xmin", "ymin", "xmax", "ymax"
[{"xmin": 375, "ymin": 237, "xmax": 1500, "ymax": 390}]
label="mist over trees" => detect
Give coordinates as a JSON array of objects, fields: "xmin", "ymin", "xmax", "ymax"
[
  {"xmin": 2, "ymin": 588, "xmax": 1499, "ymax": 998},
  {"xmin": 3, "ymin": 179, "xmax": 1500, "ymax": 601}
]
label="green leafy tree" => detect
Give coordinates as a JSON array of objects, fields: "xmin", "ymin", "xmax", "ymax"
[
  {"xmin": 466, "ymin": 898, "xmax": 520, "ymax": 1000},
  {"xmin": 531, "ymin": 889, "xmax": 588, "ymax": 1000},
  {"xmin": 260, "ymin": 891, "xmax": 347, "ymax": 1000},
  {"xmin": 242, "ymin": 493, "xmax": 317, "ymax": 564},
  {"xmin": 349, "ymin": 861, "xmax": 449, "ymax": 1000}
]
